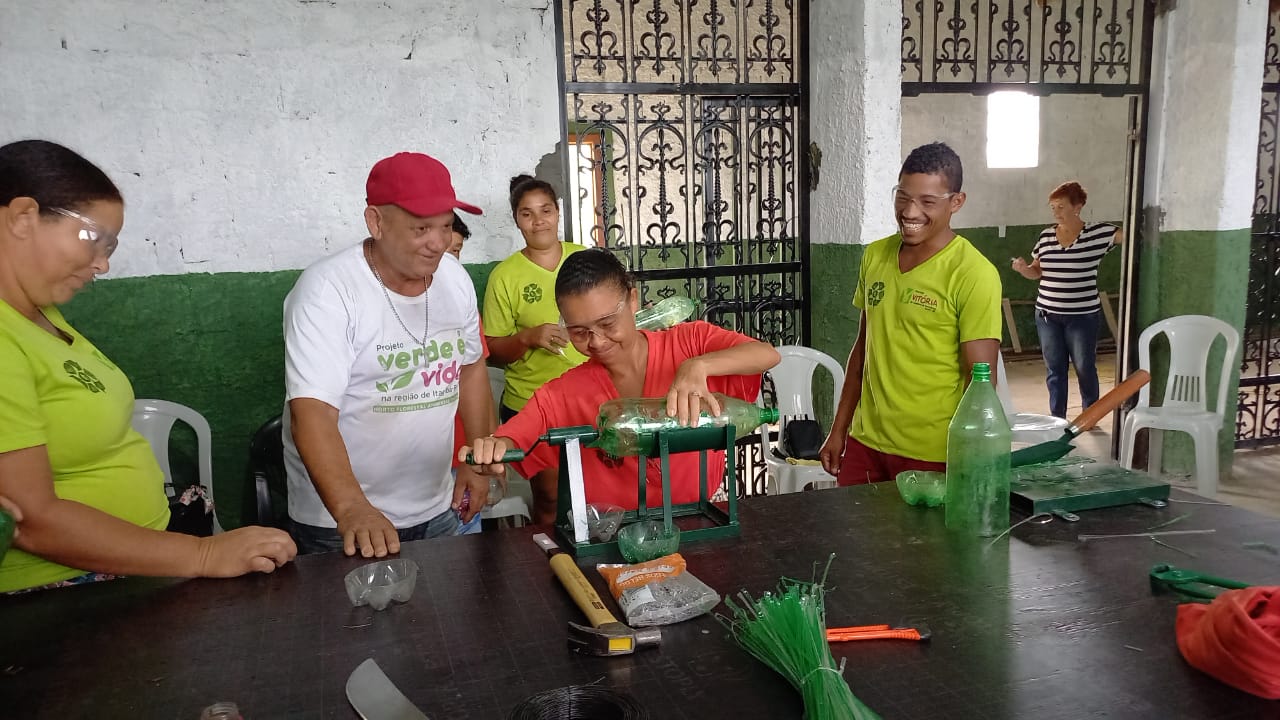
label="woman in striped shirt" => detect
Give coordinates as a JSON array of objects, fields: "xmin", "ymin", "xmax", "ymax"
[{"xmin": 1011, "ymin": 181, "xmax": 1123, "ymax": 418}]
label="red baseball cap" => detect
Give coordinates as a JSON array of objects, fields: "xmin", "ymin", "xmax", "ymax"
[{"xmin": 365, "ymin": 152, "xmax": 482, "ymax": 217}]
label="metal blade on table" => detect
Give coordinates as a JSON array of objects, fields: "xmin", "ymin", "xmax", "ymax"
[{"xmin": 346, "ymin": 659, "xmax": 430, "ymax": 720}]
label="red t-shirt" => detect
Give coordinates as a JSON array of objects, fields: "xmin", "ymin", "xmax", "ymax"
[
  {"xmin": 452, "ymin": 319, "xmax": 490, "ymax": 469},
  {"xmin": 496, "ymin": 321, "xmax": 761, "ymax": 509}
]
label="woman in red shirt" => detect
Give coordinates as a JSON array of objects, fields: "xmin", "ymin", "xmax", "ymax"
[{"xmin": 461, "ymin": 250, "xmax": 779, "ymax": 510}]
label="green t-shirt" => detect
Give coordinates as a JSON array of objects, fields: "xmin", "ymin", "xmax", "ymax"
[
  {"xmin": 850, "ymin": 234, "xmax": 1002, "ymax": 463},
  {"xmin": 482, "ymin": 242, "xmax": 588, "ymax": 410},
  {"xmin": 0, "ymin": 302, "xmax": 169, "ymax": 592}
]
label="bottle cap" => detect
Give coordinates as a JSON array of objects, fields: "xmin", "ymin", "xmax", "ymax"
[
  {"xmin": 762, "ymin": 407, "xmax": 780, "ymax": 424},
  {"xmin": 972, "ymin": 362, "xmax": 991, "ymax": 381}
]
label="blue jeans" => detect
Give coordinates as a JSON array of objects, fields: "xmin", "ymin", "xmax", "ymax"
[
  {"xmin": 290, "ymin": 508, "xmax": 462, "ymax": 555},
  {"xmin": 1035, "ymin": 308, "xmax": 1102, "ymax": 419}
]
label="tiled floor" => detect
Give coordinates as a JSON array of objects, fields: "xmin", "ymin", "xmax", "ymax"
[{"xmin": 1004, "ymin": 352, "xmax": 1280, "ymax": 518}]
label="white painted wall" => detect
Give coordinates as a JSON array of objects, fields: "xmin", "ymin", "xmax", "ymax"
[
  {"xmin": 809, "ymin": 0, "xmax": 900, "ymax": 247},
  {"xmin": 0, "ymin": 0, "xmax": 560, "ymax": 276},
  {"xmin": 1144, "ymin": 0, "xmax": 1266, "ymax": 232},
  {"xmin": 902, "ymin": 94, "xmax": 1130, "ymax": 229}
]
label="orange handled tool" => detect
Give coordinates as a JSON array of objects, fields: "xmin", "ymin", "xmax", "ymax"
[{"xmin": 826, "ymin": 624, "xmax": 930, "ymax": 642}]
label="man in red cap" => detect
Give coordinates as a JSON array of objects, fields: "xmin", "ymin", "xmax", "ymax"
[{"xmin": 281, "ymin": 152, "xmax": 493, "ymax": 557}]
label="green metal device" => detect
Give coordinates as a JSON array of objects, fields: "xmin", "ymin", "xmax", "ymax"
[
  {"xmin": 468, "ymin": 423, "xmax": 743, "ymax": 557},
  {"xmin": 1009, "ymin": 459, "xmax": 1170, "ymax": 515},
  {"xmin": 534, "ymin": 424, "xmax": 741, "ymax": 558},
  {"xmin": 1149, "ymin": 563, "xmax": 1250, "ymax": 602}
]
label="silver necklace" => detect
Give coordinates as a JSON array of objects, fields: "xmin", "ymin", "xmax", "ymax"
[{"xmin": 364, "ymin": 239, "xmax": 428, "ymax": 347}]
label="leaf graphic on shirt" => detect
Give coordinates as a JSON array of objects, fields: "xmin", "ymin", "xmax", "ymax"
[
  {"xmin": 389, "ymin": 369, "xmax": 416, "ymax": 391},
  {"xmin": 375, "ymin": 368, "xmax": 416, "ymax": 394}
]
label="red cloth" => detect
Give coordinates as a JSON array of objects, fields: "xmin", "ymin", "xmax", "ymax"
[
  {"xmin": 836, "ymin": 436, "xmax": 946, "ymax": 485},
  {"xmin": 496, "ymin": 321, "xmax": 762, "ymax": 510},
  {"xmin": 1176, "ymin": 586, "xmax": 1280, "ymax": 699},
  {"xmin": 451, "ymin": 319, "xmax": 490, "ymax": 469}
]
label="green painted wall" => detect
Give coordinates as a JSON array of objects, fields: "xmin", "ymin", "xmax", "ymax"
[
  {"xmin": 1135, "ymin": 228, "xmax": 1250, "ymax": 478},
  {"xmin": 807, "ymin": 243, "xmax": 865, "ymax": 425},
  {"xmin": 61, "ymin": 262, "xmax": 499, "ymax": 530},
  {"xmin": 809, "ymin": 243, "xmax": 865, "ymax": 366}
]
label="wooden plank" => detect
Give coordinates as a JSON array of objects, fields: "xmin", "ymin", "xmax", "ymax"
[
  {"xmin": 1099, "ymin": 291, "xmax": 1120, "ymax": 340},
  {"xmin": 1003, "ymin": 297, "xmax": 1022, "ymax": 353}
]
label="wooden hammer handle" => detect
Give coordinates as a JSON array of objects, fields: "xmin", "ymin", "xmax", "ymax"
[
  {"xmin": 549, "ymin": 552, "xmax": 620, "ymax": 629},
  {"xmin": 1071, "ymin": 369, "xmax": 1151, "ymax": 433}
]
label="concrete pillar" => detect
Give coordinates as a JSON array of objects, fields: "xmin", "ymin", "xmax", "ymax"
[
  {"xmin": 808, "ymin": 0, "xmax": 901, "ymax": 367},
  {"xmin": 1137, "ymin": 0, "xmax": 1268, "ymax": 482}
]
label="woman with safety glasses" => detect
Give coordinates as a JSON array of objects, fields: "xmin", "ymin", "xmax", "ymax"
[
  {"xmin": 463, "ymin": 249, "xmax": 780, "ymax": 511},
  {"xmin": 0, "ymin": 139, "xmax": 296, "ymax": 593}
]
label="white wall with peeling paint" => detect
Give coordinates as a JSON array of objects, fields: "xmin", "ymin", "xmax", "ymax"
[
  {"xmin": 809, "ymin": 0, "xmax": 901, "ymax": 247},
  {"xmin": 1143, "ymin": 0, "xmax": 1265, "ymax": 233},
  {"xmin": 0, "ymin": 0, "xmax": 560, "ymax": 276}
]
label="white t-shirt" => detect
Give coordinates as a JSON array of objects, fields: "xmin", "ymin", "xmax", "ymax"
[{"xmin": 282, "ymin": 242, "xmax": 483, "ymax": 528}]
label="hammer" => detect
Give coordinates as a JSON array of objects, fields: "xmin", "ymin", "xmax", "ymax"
[{"xmin": 532, "ymin": 532, "xmax": 661, "ymax": 656}]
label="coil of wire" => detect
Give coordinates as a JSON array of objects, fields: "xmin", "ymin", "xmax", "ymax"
[{"xmin": 507, "ymin": 684, "xmax": 647, "ymax": 720}]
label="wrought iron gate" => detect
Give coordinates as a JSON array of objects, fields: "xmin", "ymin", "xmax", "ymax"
[
  {"xmin": 902, "ymin": 0, "xmax": 1150, "ymax": 96},
  {"xmin": 1238, "ymin": 9, "xmax": 1280, "ymax": 448},
  {"xmin": 555, "ymin": 0, "xmax": 808, "ymax": 495}
]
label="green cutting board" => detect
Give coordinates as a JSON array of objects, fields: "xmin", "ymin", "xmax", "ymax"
[{"xmin": 1010, "ymin": 460, "xmax": 1170, "ymax": 515}]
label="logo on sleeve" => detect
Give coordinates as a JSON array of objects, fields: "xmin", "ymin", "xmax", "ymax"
[
  {"xmin": 64, "ymin": 360, "xmax": 106, "ymax": 392},
  {"xmin": 866, "ymin": 281, "xmax": 886, "ymax": 307},
  {"xmin": 522, "ymin": 283, "xmax": 543, "ymax": 304}
]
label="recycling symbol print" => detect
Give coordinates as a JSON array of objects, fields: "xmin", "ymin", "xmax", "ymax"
[
  {"xmin": 64, "ymin": 360, "xmax": 106, "ymax": 393},
  {"xmin": 867, "ymin": 281, "xmax": 886, "ymax": 307},
  {"xmin": 522, "ymin": 283, "xmax": 543, "ymax": 304}
]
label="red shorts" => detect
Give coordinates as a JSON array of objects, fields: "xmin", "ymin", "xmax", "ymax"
[{"xmin": 836, "ymin": 437, "xmax": 945, "ymax": 486}]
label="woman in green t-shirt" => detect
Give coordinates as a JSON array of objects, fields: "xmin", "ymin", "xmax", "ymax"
[
  {"xmin": 482, "ymin": 174, "xmax": 588, "ymax": 523},
  {"xmin": 0, "ymin": 140, "xmax": 297, "ymax": 593}
]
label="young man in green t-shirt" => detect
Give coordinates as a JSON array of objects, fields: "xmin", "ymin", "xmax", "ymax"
[{"xmin": 819, "ymin": 142, "xmax": 1002, "ymax": 485}]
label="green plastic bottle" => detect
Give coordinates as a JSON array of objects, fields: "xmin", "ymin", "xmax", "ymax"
[
  {"xmin": 944, "ymin": 362, "xmax": 1012, "ymax": 537},
  {"xmin": 634, "ymin": 297, "xmax": 697, "ymax": 331},
  {"xmin": 593, "ymin": 393, "xmax": 779, "ymax": 457}
]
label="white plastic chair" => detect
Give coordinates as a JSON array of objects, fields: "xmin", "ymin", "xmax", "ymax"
[
  {"xmin": 131, "ymin": 399, "xmax": 220, "ymax": 533},
  {"xmin": 758, "ymin": 346, "xmax": 844, "ymax": 494},
  {"xmin": 487, "ymin": 365, "xmax": 506, "ymax": 412},
  {"xmin": 994, "ymin": 352, "xmax": 1071, "ymax": 444},
  {"xmin": 1119, "ymin": 315, "xmax": 1240, "ymax": 497},
  {"xmin": 481, "ymin": 366, "xmax": 532, "ymax": 525}
]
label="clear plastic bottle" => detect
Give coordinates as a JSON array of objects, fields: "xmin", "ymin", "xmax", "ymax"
[
  {"xmin": 944, "ymin": 362, "xmax": 1012, "ymax": 537},
  {"xmin": 634, "ymin": 297, "xmax": 697, "ymax": 331},
  {"xmin": 455, "ymin": 476, "xmax": 505, "ymax": 534},
  {"xmin": 199, "ymin": 703, "xmax": 242, "ymax": 720},
  {"xmin": 593, "ymin": 393, "xmax": 779, "ymax": 457}
]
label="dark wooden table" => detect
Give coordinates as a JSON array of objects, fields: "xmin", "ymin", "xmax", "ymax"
[{"xmin": 3, "ymin": 484, "xmax": 1279, "ymax": 719}]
